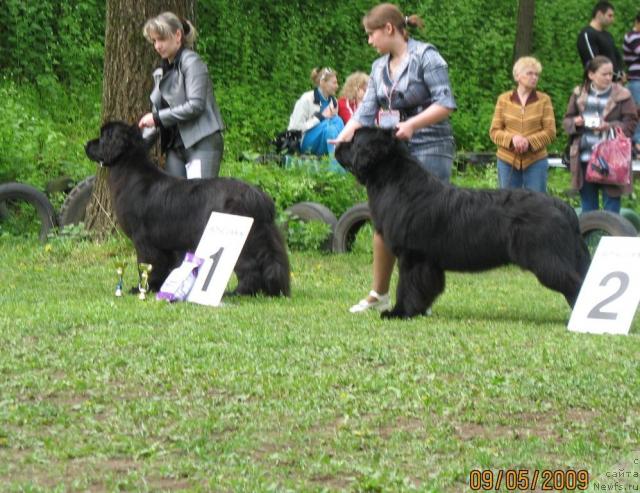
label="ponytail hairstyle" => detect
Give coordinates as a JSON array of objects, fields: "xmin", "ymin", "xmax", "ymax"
[
  {"xmin": 362, "ymin": 3, "xmax": 424, "ymax": 41},
  {"xmin": 310, "ymin": 67, "xmax": 337, "ymax": 86},
  {"xmin": 143, "ymin": 11, "xmax": 198, "ymax": 49}
]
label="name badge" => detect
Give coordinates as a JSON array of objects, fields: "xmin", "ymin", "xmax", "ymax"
[
  {"xmin": 186, "ymin": 159, "xmax": 202, "ymax": 179},
  {"xmin": 378, "ymin": 109, "xmax": 400, "ymax": 129}
]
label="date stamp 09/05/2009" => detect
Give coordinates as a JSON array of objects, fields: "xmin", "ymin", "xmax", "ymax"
[
  {"xmin": 469, "ymin": 463, "xmax": 640, "ymax": 492},
  {"xmin": 469, "ymin": 469, "xmax": 590, "ymax": 491}
]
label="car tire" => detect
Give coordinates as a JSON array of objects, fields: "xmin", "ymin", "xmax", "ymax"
[
  {"xmin": 620, "ymin": 207, "xmax": 640, "ymax": 234},
  {"xmin": 58, "ymin": 175, "xmax": 96, "ymax": 227},
  {"xmin": 0, "ymin": 182, "xmax": 58, "ymax": 242},
  {"xmin": 579, "ymin": 210, "xmax": 638, "ymax": 254},
  {"xmin": 332, "ymin": 202, "xmax": 371, "ymax": 253},
  {"xmin": 579, "ymin": 210, "xmax": 638, "ymax": 237},
  {"xmin": 283, "ymin": 201, "xmax": 338, "ymax": 252}
]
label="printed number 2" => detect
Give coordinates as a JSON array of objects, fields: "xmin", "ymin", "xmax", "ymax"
[
  {"xmin": 201, "ymin": 247, "xmax": 224, "ymax": 292},
  {"xmin": 587, "ymin": 271, "xmax": 629, "ymax": 320}
]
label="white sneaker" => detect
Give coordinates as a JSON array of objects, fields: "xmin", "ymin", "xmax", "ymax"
[{"xmin": 349, "ymin": 290, "xmax": 391, "ymax": 313}]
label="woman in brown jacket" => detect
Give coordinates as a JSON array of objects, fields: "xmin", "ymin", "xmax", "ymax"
[{"xmin": 563, "ymin": 55, "xmax": 637, "ymax": 213}]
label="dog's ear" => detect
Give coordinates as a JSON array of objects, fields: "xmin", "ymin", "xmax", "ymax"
[
  {"xmin": 334, "ymin": 141, "xmax": 354, "ymax": 170},
  {"xmin": 350, "ymin": 127, "xmax": 395, "ymax": 181},
  {"xmin": 97, "ymin": 121, "xmax": 142, "ymax": 165}
]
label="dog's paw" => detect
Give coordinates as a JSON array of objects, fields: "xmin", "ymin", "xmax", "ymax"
[
  {"xmin": 128, "ymin": 286, "xmax": 141, "ymax": 295},
  {"xmin": 380, "ymin": 308, "xmax": 412, "ymax": 320}
]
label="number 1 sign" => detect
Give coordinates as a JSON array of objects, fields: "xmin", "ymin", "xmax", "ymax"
[
  {"xmin": 187, "ymin": 212, "xmax": 254, "ymax": 307},
  {"xmin": 568, "ymin": 236, "xmax": 640, "ymax": 335}
]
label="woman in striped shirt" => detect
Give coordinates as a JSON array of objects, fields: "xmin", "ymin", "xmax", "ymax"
[
  {"xmin": 563, "ymin": 55, "xmax": 637, "ymax": 213},
  {"xmin": 622, "ymin": 12, "xmax": 640, "ymax": 154},
  {"xmin": 489, "ymin": 56, "xmax": 556, "ymax": 193}
]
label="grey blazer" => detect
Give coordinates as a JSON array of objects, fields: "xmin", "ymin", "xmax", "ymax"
[{"xmin": 150, "ymin": 49, "xmax": 224, "ymax": 149}]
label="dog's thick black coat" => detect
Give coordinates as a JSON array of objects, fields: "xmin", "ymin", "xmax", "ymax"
[
  {"xmin": 86, "ymin": 121, "xmax": 290, "ymax": 296},
  {"xmin": 336, "ymin": 127, "xmax": 590, "ymax": 319}
]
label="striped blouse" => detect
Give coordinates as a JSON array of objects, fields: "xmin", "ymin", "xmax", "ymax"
[
  {"xmin": 489, "ymin": 89, "xmax": 556, "ymax": 169},
  {"xmin": 622, "ymin": 30, "xmax": 640, "ymax": 80},
  {"xmin": 579, "ymin": 85, "xmax": 611, "ymax": 163}
]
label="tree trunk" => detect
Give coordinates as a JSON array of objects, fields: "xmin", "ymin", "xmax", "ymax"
[
  {"xmin": 86, "ymin": 0, "xmax": 196, "ymax": 237},
  {"xmin": 513, "ymin": 0, "xmax": 535, "ymax": 62}
]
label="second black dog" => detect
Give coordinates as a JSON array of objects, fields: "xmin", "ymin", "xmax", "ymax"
[
  {"xmin": 336, "ymin": 127, "xmax": 590, "ymax": 319},
  {"xmin": 86, "ymin": 121, "xmax": 290, "ymax": 297}
]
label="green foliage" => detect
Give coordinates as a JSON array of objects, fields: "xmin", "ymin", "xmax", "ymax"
[
  {"xmin": 0, "ymin": 0, "xmax": 105, "ymax": 84},
  {"xmin": 283, "ymin": 215, "xmax": 332, "ymax": 251},
  {"xmin": 0, "ymin": 200, "xmax": 42, "ymax": 240},
  {"xmin": 1, "ymin": 0, "xmax": 640, "ymax": 217},
  {"xmin": 221, "ymin": 160, "xmax": 367, "ymax": 218},
  {"xmin": 0, "ymin": 78, "xmax": 100, "ymax": 189},
  {"xmin": 3, "ymin": 0, "xmax": 640, "ymax": 158}
]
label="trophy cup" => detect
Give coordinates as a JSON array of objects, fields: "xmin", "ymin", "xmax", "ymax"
[
  {"xmin": 138, "ymin": 263, "xmax": 153, "ymax": 300},
  {"xmin": 114, "ymin": 261, "xmax": 126, "ymax": 297}
]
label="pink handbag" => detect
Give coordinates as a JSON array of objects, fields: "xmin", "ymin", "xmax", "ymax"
[{"xmin": 585, "ymin": 127, "xmax": 632, "ymax": 186}]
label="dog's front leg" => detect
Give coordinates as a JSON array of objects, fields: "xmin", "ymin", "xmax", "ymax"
[
  {"xmin": 382, "ymin": 256, "xmax": 444, "ymax": 319},
  {"xmin": 133, "ymin": 244, "xmax": 177, "ymax": 292}
]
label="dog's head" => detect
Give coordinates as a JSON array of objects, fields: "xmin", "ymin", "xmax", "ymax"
[
  {"xmin": 335, "ymin": 127, "xmax": 399, "ymax": 184},
  {"xmin": 85, "ymin": 121, "xmax": 145, "ymax": 167}
]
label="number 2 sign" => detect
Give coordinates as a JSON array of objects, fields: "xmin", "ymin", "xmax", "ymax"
[
  {"xmin": 187, "ymin": 212, "xmax": 254, "ymax": 307},
  {"xmin": 568, "ymin": 236, "xmax": 640, "ymax": 335}
]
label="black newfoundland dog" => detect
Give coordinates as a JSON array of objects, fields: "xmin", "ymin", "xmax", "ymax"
[
  {"xmin": 336, "ymin": 127, "xmax": 590, "ymax": 319},
  {"xmin": 85, "ymin": 121, "xmax": 290, "ymax": 297}
]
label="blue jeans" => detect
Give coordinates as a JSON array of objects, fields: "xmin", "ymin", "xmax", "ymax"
[
  {"xmin": 300, "ymin": 116, "xmax": 344, "ymax": 156},
  {"xmin": 497, "ymin": 158, "xmax": 548, "ymax": 193},
  {"xmin": 626, "ymin": 79, "xmax": 640, "ymax": 146},
  {"xmin": 579, "ymin": 163, "xmax": 621, "ymax": 212},
  {"xmin": 409, "ymin": 140, "xmax": 455, "ymax": 183}
]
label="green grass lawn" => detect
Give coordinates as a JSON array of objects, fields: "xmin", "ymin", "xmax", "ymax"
[{"xmin": 0, "ymin": 236, "xmax": 638, "ymax": 492}]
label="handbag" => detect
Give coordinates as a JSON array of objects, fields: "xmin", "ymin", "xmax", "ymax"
[
  {"xmin": 585, "ymin": 127, "xmax": 632, "ymax": 186},
  {"xmin": 272, "ymin": 130, "xmax": 302, "ymax": 155}
]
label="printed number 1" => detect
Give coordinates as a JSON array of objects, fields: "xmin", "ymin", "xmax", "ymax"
[
  {"xmin": 587, "ymin": 271, "xmax": 629, "ymax": 320},
  {"xmin": 201, "ymin": 247, "xmax": 224, "ymax": 292}
]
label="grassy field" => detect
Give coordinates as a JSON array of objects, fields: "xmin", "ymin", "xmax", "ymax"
[{"xmin": 0, "ymin": 236, "xmax": 639, "ymax": 492}]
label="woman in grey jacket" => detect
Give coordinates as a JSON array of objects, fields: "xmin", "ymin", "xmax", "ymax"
[{"xmin": 139, "ymin": 12, "xmax": 224, "ymax": 178}]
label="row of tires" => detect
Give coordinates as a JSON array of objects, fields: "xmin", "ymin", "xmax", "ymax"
[
  {"xmin": 290, "ymin": 200, "xmax": 640, "ymax": 253},
  {"xmin": 0, "ymin": 176, "xmax": 97, "ymax": 242},
  {"xmin": 1, "ymin": 178, "xmax": 639, "ymax": 248}
]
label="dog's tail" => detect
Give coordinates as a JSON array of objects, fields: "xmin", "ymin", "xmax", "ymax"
[
  {"xmin": 260, "ymin": 222, "xmax": 291, "ymax": 296},
  {"xmin": 560, "ymin": 199, "xmax": 591, "ymax": 279},
  {"xmin": 576, "ymin": 236, "xmax": 591, "ymax": 280}
]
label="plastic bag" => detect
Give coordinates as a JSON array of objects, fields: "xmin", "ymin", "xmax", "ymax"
[
  {"xmin": 156, "ymin": 252, "xmax": 204, "ymax": 302},
  {"xmin": 585, "ymin": 127, "xmax": 632, "ymax": 186}
]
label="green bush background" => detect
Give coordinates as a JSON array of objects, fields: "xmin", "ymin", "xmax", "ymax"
[{"xmin": 0, "ymin": 0, "xmax": 639, "ymax": 206}]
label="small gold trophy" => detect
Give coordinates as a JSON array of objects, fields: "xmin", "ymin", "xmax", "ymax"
[
  {"xmin": 138, "ymin": 263, "xmax": 153, "ymax": 300},
  {"xmin": 114, "ymin": 261, "xmax": 126, "ymax": 297}
]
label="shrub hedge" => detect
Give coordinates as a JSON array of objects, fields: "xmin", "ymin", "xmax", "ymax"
[{"xmin": 0, "ymin": 0, "xmax": 638, "ymax": 213}]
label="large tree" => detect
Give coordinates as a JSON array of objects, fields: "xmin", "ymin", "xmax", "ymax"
[
  {"xmin": 85, "ymin": 0, "xmax": 196, "ymax": 236},
  {"xmin": 513, "ymin": 0, "xmax": 535, "ymax": 62}
]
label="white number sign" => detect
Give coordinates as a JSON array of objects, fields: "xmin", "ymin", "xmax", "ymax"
[
  {"xmin": 568, "ymin": 236, "xmax": 640, "ymax": 335},
  {"xmin": 187, "ymin": 212, "xmax": 253, "ymax": 307}
]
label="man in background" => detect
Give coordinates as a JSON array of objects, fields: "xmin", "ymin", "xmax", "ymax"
[
  {"xmin": 577, "ymin": 1, "xmax": 625, "ymax": 81},
  {"xmin": 623, "ymin": 12, "xmax": 640, "ymax": 154}
]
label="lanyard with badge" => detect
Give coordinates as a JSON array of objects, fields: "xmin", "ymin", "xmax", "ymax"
[{"xmin": 379, "ymin": 65, "xmax": 401, "ymax": 129}]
